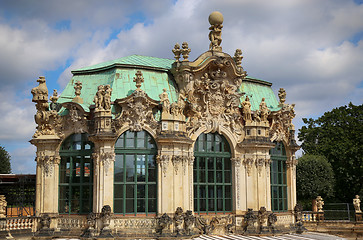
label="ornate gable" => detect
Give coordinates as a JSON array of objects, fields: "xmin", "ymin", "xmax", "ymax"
[{"xmin": 113, "ymin": 71, "xmax": 160, "ymax": 132}]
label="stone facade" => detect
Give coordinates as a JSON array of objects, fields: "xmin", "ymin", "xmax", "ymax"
[{"xmin": 30, "ymin": 12, "xmax": 299, "ymax": 238}]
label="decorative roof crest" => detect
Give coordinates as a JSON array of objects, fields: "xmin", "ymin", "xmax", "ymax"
[{"xmin": 208, "ymin": 11, "xmax": 223, "ymax": 52}]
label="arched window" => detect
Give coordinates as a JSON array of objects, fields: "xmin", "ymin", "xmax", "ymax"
[
  {"xmin": 114, "ymin": 130, "xmax": 157, "ymax": 215},
  {"xmin": 194, "ymin": 133, "xmax": 232, "ymax": 214},
  {"xmin": 270, "ymin": 141, "xmax": 287, "ymax": 212},
  {"xmin": 59, "ymin": 133, "xmax": 93, "ymax": 214}
]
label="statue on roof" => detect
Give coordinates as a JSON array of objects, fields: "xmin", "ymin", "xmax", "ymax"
[
  {"xmin": 159, "ymin": 88, "xmax": 170, "ymax": 114},
  {"xmin": 259, "ymin": 98, "xmax": 270, "ymax": 122},
  {"xmin": 242, "ymin": 96, "xmax": 252, "ymax": 122},
  {"xmin": 104, "ymin": 85, "xmax": 112, "ymax": 111},
  {"xmin": 208, "ymin": 11, "xmax": 223, "ymax": 52}
]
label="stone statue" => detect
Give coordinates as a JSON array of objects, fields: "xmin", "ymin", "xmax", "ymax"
[
  {"xmin": 49, "ymin": 89, "xmax": 61, "ymax": 111},
  {"xmin": 259, "ymin": 98, "xmax": 270, "ymax": 122},
  {"xmin": 103, "ymin": 84, "xmax": 112, "ymax": 110},
  {"xmin": 156, "ymin": 213, "xmax": 172, "ymax": 235},
  {"xmin": 40, "ymin": 214, "xmax": 51, "ymax": 229},
  {"xmin": 208, "ymin": 11, "xmax": 223, "ymax": 51},
  {"xmin": 294, "ymin": 204, "xmax": 306, "ymax": 234},
  {"xmin": 243, "ymin": 208, "xmax": 257, "ymax": 234},
  {"xmin": 100, "ymin": 205, "xmax": 113, "ymax": 237},
  {"xmin": 242, "ymin": 96, "xmax": 252, "ymax": 121},
  {"xmin": 159, "ymin": 88, "xmax": 170, "ymax": 114},
  {"xmin": 353, "ymin": 195, "xmax": 361, "ymax": 213},
  {"xmin": 267, "ymin": 212, "xmax": 277, "ymax": 233},
  {"xmin": 31, "ymin": 76, "xmax": 48, "ymax": 102},
  {"xmin": 184, "ymin": 210, "xmax": 195, "ymax": 235},
  {"xmin": 257, "ymin": 207, "xmax": 268, "ymax": 233},
  {"xmin": 174, "ymin": 207, "xmax": 184, "ymax": 235},
  {"xmin": 94, "ymin": 85, "xmax": 104, "ymax": 110},
  {"xmin": 82, "ymin": 212, "xmax": 97, "ymax": 238},
  {"xmin": 72, "ymin": 81, "xmax": 83, "ymax": 103},
  {"xmin": 0, "ymin": 195, "xmax": 6, "ymax": 218},
  {"xmin": 316, "ymin": 196, "xmax": 324, "ymax": 212}
]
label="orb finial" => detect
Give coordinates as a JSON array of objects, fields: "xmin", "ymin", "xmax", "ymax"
[{"xmin": 209, "ymin": 11, "xmax": 224, "ymax": 25}]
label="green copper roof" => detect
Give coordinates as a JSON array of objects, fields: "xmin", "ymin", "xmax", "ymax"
[
  {"xmin": 59, "ymin": 55, "xmax": 279, "ymax": 113},
  {"xmin": 58, "ymin": 68, "xmax": 178, "ymax": 112},
  {"xmin": 72, "ymin": 55, "xmax": 175, "ymax": 73},
  {"xmin": 240, "ymin": 77, "xmax": 279, "ymax": 111}
]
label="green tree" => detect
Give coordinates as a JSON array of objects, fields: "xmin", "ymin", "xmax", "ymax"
[
  {"xmin": 0, "ymin": 145, "xmax": 11, "ymax": 174},
  {"xmin": 296, "ymin": 154, "xmax": 335, "ymax": 203},
  {"xmin": 298, "ymin": 103, "xmax": 363, "ymax": 202}
]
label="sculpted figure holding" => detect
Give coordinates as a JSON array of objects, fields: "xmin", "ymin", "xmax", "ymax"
[
  {"xmin": 159, "ymin": 88, "xmax": 170, "ymax": 114},
  {"xmin": 242, "ymin": 96, "xmax": 252, "ymax": 121},
  {"xmin": 103, "ymin": 85, "xmax": 112, "ymax": 111},
  {"xmin": 259, "ymin": 98, "xmax": 270, "ymax": 122}
]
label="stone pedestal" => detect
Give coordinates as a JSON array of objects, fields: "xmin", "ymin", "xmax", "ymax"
[
  {"xmin": 355, "ymin": 212, "xmax": 362, "ymax": 222},
  {"xmin": 316, "ymin": 212, "xmax": 324, "ymax": 222}
]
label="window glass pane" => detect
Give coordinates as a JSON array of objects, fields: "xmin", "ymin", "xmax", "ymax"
[
  {"xmin": 126, "ymin": 199, "xmax": 134, "ymax": 213},
  {"xmin": 114, "ymin": 199, "xmax": 123, "ymax": 213},
  {"xmin": 114, "ymin": 185, "xmax": 123, "ymax": 199},
  {"xmin": 224, "ymin": 170, "xmax": 231, "ymax": 183},
  {"xmin": 137, "ymin": 199, "xmax": 145, "ymax": 212},
  {"xmin": 114, "ymin": 155, "xmax": 124, "ymax": 182},
  {"xmin": 137, "ymin": 185, "xmax": 145, "ymax": 198},
  {"xmin": 208, "ymin": 199, "xmax": 214, "ymax": 211},
  {"xmin": 148, "ymin": 199, "xmax": 156, "ymax": 212},
  {"xmin": 126, "ymin": 185, "xmax": 134, "ymax": 198},
  {"xmin": 148, "ymin": 185, "xmax": 156, "ymax": 198},
  {"xmin": 225, "ymin": 199, "xmax": 231, "ymax": 211},
  {"xmin": 126, "ymin": 138, "xmax": 134, "ymax": 148}
]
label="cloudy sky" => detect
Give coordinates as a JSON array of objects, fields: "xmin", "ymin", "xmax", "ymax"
[{"xmin": 0, "ymin": 0, "xmax": 362, "ymax": 173}]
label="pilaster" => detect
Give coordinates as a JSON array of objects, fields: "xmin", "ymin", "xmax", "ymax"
[
  {"xmin": 30, "ymin": 136, "xmax": 61, "ymax": 216},
  {"xmin": 89, "ymin": 110, "xmax": 116, "ymax": 214}
]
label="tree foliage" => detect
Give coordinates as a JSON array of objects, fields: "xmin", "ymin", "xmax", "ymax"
[
  {"xmin": 298, "ymin": 103, "xmax": 363, "ymax": 202},
  {"xmin": 0, "ymin": 145, "xmax": 11, "ymax": 174},
  {"xmin": 296, "ymin": 154, "xmax": 335, "ymax": 201}
]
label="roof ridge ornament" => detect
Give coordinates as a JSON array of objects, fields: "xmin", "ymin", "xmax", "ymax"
[
  {"xmin": 133, "ymin": 70, "xmax": 144, "ymax": 90},
  {"xmin": 72, "ymin": 81, "xmax": 83, "ymax": 104},
  {"xmin": 208, "ymin": 11, "xmax": 223, "ymax": 52}
]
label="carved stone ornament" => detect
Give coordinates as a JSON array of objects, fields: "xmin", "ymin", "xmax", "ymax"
[
  {"xmin": 172, "ymin": 43, "xmax": 181, "ymax": 62},
  {"xmin": 256, "ymin": 158, "xmax": 265, "ymax": 176},
  {"xmin": 31, "ymin": 77, "xmax": 63, "ymax": 138},
  {"xmin": 270, "ymin": 89, "xmax": 296, "ymax": 142},
  {"xmin": 156, "ymin": 155, "xmax": 170, "ymax": 177},
  {"xmin": 242, "ymin": 96, "xmax": 252, "ymax": 122},
  {"xmin": 159, "ymin": 88, "xmax": 170, "ymax": 114},
  {"xmin": 208, "ymin": 11, "xmax": 223, "ymax": 51},
  {"xmin": 172, "ymin": 155, "xmax": 187, "ymax": 175},
  {"xmin": 231, "ymin": 157, "xmax": 241, "ymax": 168},
  {"xmin": 243, "ymin": 208, "xmax": 257, "ymax": 234},
  {"xmin": 94, "ymin": 84, "xmax": 112, "ymax": 111},
  {"xmin": 176, "ymin": 58, "xmax": 245, "ymax": 142},
  {"xmin": 243, "ymin": 158, "xmax": 254, "ymax": 176},
  {"xmin": 286, "ymin": 156, "xmax": 298, "ymax": 169},
  {"xmin": 36, "ymin": 152, "xmax": 60, "ymax": 177},
  {"xmin": 72, "ymin": 81, "xmax": 83, "ymax": 104},
  {"xmin": 156, "ymin": 213, "xmax": 172, "ymax": 235},
  {"xmin": 259, "ymin": 98, "xmax": 270, "ymax": 122},
  {"xmin": 62, "ymin": 103, "xmax": 88, "ymax": 135},
  {"xmin": 184, "ymin": 210, "xmax": 195, "ymax": 235},
  {"xmin": 0, "ymin": 195, "xmax": 7, "ymax": 218},
  {"xmin": 316, "ymin": 196, "xmax": 324, "ymax": 212},
  {"xmin": 353, "ymin": 195, "xmax": 361, "ymax": 213},
  {"xmin": 100, "ymin": 205, "xmax": 113, "ymax": 238},
  {"xmin": 100, "ymin": 150, "xmax": 115, "ymax": 176},
  {"xmin": 267, "ymin": 212, "xmax": 277, "ymax": 233},
  {"xmin": 114, "ymin": 71, "xmax": 159, "ymax": 132},
  {"xmin": 181, "ymin": 42, "xmax": 191, "ymax": 62},
  {"xmin": 258, "ymin": 207, "xmax": 269, "ymax": 234},
  {"xmin": 174, "ymin": 207, "xmax": 184, "ymax": 235}
]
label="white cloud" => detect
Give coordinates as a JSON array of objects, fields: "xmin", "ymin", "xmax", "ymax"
[
  {"xmin": 9, "ymin": 145, "xmax": 36, "ymax": 174},
  {"xmin": 1, "ymin": 0, "xmax": 362, "ymax": 172}
]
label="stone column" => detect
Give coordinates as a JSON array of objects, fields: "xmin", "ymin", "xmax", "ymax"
[
  {"xmin": 30, "ymin": 136, "xmax": 61, "ymax": 216},
  {"xmin": 231, "ymin": 157, "xmax": 244, "ymax": 214}
]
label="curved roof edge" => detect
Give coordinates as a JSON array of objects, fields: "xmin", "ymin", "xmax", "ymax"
[
  {"xmin": 244, "ymin": 76, "xmax": 272, "ymax": 86},
  {"xmin": 72, "ymin": 55, "xmax": 175, "ymax": 74}
]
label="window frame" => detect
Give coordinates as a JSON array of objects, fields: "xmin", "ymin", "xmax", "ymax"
[
  {"xmin": 193, "ymin": 133, "xmax": 232, "ymax": 214},
  {"xmin": 270, "ymin": 142, "xmax": 288, "ymax": 212},
  {"xmin": 114, "ymin": 130, "xmax": 157, "ymax": 216},
  {"xmin": 59, "ymin": 133, "xmax": 93, "ymax": 215}
]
